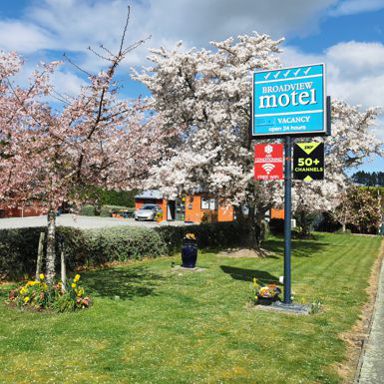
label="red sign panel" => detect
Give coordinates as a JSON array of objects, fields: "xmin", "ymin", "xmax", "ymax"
[{"xmin": 254, "ymin": 144, "xmax": 284, "ymax": 181}]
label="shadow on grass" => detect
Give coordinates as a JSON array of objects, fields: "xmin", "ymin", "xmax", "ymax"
[
  {"xmin": 220, "ymin": 265, "xmax": 279, "ymax": 284},
  {"xmin": 201, "ymin": 247, "xmax": 280, "ymax": 259},
  {"xmin": 263, "ymin": 237, "xmax": 330, "ymax": 258},
  {"xmin": 82, "ymin": 266, "xmax": 165, "ymax": 300}
]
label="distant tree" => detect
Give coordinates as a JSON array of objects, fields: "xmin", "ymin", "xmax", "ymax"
[
  {"xmin": 334, "ymin": 187, "xmax": 382, "ymax": 234},
  {"xmin": 352, "ymin": 171, "xmax": 384, "ymax": 186}
]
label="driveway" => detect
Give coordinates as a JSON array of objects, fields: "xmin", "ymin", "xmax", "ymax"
[{"xmin": 0, "ymin": 214, "xmax": 189, "ymax": 230}]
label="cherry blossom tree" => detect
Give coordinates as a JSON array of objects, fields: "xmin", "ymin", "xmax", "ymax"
[
  {"xmin": 333, "ymin": 186, "xmax": 382, "ymax": 234},
  {"xmin": 134, "ymin": 33, "xmax": 284, "ymax": 248},
  {"xmin": 134, "ymin": 33, "xmax": 382, "ymax": 247},
  {"xmin": 0, "ymin": 7, "xmax": 170, "ymax": 284}
]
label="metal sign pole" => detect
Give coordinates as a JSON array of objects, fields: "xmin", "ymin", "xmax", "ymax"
[{"xmin": 284, "ymin": 136, "xmax": 292, "ymax": 304}]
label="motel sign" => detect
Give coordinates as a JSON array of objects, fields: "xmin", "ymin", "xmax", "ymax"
[{"xmin": 252, "ymin": 64, "xmax": 326, "ymax": 137}]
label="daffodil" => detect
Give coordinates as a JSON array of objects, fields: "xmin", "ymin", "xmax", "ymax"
[
  {"xmin": 71, "ymin": 283, "xmax": 77, "ymax": 289},
  {"xmin": 73, "ymin": 274, "xmax": 81, "ymax": 283},
  {"xmin": 39, "ymin": 273, "xmax": 45, "ymax": 280},
  {"xmin": 24, "ymin": 296, "xmax": 30, "ymax": 303}
]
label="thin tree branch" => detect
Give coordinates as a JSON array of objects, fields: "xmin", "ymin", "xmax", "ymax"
[{"xmin": 63, "ymin": 53, "xmax": 93, "ymax": 77}]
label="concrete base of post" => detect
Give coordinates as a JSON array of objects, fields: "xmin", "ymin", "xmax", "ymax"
[{"xmin": 255, "ymin": 301, "xmax": 311, "ymax": 315}]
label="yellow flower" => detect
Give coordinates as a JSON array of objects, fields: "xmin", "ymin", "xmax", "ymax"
[
  {"xmin": 39, "ymin": 273, "xmax": 45, "ymax": 280},
  {"xmin": 24, "ymin": 296, "xmax": 30, "ymax": 303},
  {"xmin": 20, "ymin": 287, "xmax": 27, "ymax": 295},
  {"xmin": 73, "ymin": 274, "xmax": 81, "ymax": 283},
  {"xmin": 71, "ymin": 283, "xmax": 77, "ymax": 289}
]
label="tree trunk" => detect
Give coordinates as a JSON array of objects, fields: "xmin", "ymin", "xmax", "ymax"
[
  {"xmin": 299, "ymin": 211, "xmax": 311, "ymax": 238},
  {"xmin": 60, "ymin": 246, "xmax": 66, "ymax": 292},
  {"xmin": 46, "ymin": 209, "xmax": 56, "ymax": 284},
  {"xmin": 35, "ymin": 231, "xmax": 45, "ymax": 281},
  {"xmin": 342, "ymin": 211, "xmax": 347, "ymax": 233},
  {"xmin": 255, "ymin": 208, "xmax": 269, "ymax": 248},
  {"xmin": 246, "ymin": 205, "xmax": 270, "ymax": 251},
  {"xmin": 247, "ymin": 206, "xmax": 259, "ymax": 250}
]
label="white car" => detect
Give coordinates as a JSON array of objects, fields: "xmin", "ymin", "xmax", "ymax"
[{"xmin": 134, "ymin": 204, "xmax": 162, "ymax": 221}]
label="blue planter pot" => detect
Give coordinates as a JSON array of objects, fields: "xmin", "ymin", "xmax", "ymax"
[{"xmin": 181, "ymin": 240, "xmax": 198, "ymax": 268}]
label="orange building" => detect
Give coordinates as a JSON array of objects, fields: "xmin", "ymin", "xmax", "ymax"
[
  {"xmin": 270, "ymin": 208, "xmax": 284, "ymax": 219},
  {"xmin": 134, "ymin": 190, "xmax": 175, "ymax": 222},
  {"xmin": 184, "ymin": 195, "xmax": 234, "ymax": 224},
  {"xmin": 135, "ymin": 191, "xmax": 234, "ymax": 224}
]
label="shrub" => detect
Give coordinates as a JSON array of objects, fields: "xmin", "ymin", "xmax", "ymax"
[
  {"xmin": 155, "ymin": 222, "xmax": 249, "ymax": 254},
  {"xmin": 80, "ymin": 204, "xmax": 96, "ymax": 216},
  {"xmin": 83, "ymin": 227, "xmax": 166, "ymax": 264},
  {"xmin": 0, "ymin": 227, "xmax": 43, "ymax": 280}
]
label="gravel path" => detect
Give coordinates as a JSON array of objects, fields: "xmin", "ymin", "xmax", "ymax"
[{"xmin": 0, "ymin": 214, "xmax": 188, "ymax": 230}]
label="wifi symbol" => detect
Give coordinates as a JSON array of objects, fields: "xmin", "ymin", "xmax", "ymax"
[{"xmin": 262, "ymin": 163, "xmax": 275, "ymax": 175}]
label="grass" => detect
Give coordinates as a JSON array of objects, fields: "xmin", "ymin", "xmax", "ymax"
[{"xmin": 0, "ymin": 232, "xmax": 382, "ymax": 384}]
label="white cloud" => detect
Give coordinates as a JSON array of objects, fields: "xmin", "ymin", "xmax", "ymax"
[
  {"xmin": 8, "ymin": 0, "xmax": 340, "ymax": 68},
  {"xmin": 329, "ymin": 0, "xmax": 384, "ymax": 16},
  {"xmin": 141, "ymin": 0, "xmax": 338, "ymax": 44},
  {"xmin": 282, "ymin": 42, "xmax": 384, "ymax": 109},
  {"xmin": 1, "ymin": 0, "xmax": 383, "ymax": 70},
  {"xmin": 0, "ymin": 21, "xmax": 54, "ymax": 54}
]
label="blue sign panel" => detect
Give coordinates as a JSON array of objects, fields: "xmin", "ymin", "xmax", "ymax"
[{"xmin": 252, "ymin": 64, "xmax": 326, "ymax": 137}]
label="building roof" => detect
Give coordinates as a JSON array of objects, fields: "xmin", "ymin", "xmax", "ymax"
[{"xmin": 135, "ymin": 190, "xmax": 166, "ymax": 200}]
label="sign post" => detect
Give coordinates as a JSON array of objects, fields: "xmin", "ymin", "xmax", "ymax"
[
  {"xmin": 283, "ymin": 136, "xmax": 292, "ymax": 303},
  {"xmin": 252, "ymin": 64, "xmax": 329, "ymax": 309}
]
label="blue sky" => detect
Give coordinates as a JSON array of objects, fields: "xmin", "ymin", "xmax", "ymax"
[{"xmin": 0, "ymin": 0, "xmax": 382, "ymax": 172}]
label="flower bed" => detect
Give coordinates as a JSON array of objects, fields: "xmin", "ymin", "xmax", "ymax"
[{"xmin": 8, "ymin": 274, "xmax": 91, "ymax": 312}]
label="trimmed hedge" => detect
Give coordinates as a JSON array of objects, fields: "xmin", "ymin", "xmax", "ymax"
[
  {"xmin": 156, "ymin": 222, "xmax": 249, "ymax": 253},
  {"xmin": 0, "ymin": 227, "xmax": 43, "ymax": 280},
  {"xmin": 0, "ymin": 222, "xmax": 249, "ymax": 280}
]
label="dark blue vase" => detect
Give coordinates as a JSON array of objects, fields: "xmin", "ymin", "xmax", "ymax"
[{"xmin": 181, "ymin": 240, "xmax": 198, "ymax": 268}]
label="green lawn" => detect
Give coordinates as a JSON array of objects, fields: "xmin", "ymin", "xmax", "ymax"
[{"xmin": 0, "ymin": 233, "xmax": 382, "ymax": 384}]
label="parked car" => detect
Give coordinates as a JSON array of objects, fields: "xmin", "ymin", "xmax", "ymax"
[{"xmin": 134, "ymin": 204, "xmax": 162, "ymax": 221}]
